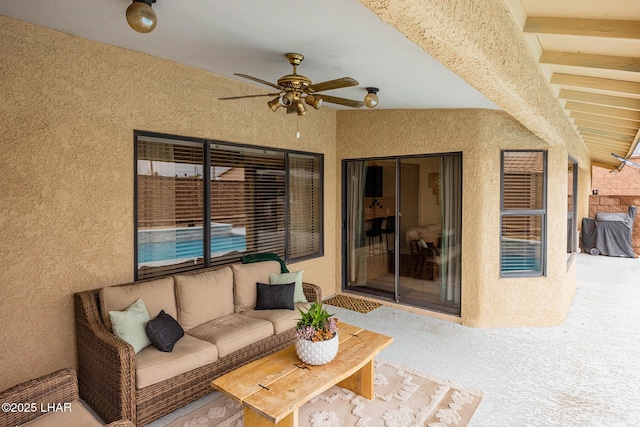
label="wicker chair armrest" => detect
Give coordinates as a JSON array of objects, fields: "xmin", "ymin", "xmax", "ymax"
[
  {"xmin": 302, "ymin": 282, "xmax": 322, "ymax": 303},
  {"xmin": 0, "ymin": 368, "xmax": 78, "ymax": 426},
  {"xmin": 75, "ymin": 291, "xmax": 137, "ymax": 425},
  {"xmin": 105, "ymin": 420, "xmax": 135, "ymax": 427}
]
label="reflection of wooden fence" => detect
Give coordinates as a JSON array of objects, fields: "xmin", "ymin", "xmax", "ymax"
[{"xmin": 137, "ymin": 176, "xmax": 245, "ymax": 228}]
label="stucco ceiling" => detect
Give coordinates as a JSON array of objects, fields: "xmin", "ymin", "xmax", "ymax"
[
  {"xmin": 503, "ymin": 0, "xmax": 640, "ymax": 169},
  {"xmin": 2, "ymin": 0, "xmax": 638, "ymax": 169}
]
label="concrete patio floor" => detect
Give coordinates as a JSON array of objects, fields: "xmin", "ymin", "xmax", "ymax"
[
  {"xmin": 147, "ymin": 253, "xmax": 640, "ymax": 426},
  {"xmin": 327, "ymin": 253, "xmax": 640, "ymax": 426}
]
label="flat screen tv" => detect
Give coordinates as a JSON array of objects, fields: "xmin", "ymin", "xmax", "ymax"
[{"xmin": 365, "ymin": 166, "xmax": 383, "ymax": 198}]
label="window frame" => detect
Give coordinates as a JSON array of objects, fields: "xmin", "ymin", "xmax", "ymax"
[
  {"xmin": 134, "ymin": 130, "xmax": 324, "ymax": 280},
  {"xmin": 567, "ymin": 156, "xmax": 578, "ymax": 263},
  {"xmin": 500, "ymin": 150, "xmax": 547, "ymax": 278}
]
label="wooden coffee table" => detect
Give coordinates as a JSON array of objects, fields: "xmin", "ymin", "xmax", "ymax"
[{"xmin": 211, "ymin": 323, "xmax": 393, "ymax": 427}]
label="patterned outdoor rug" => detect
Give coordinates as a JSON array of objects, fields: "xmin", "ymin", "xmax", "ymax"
[
  {"xmin": 167, "ymin": 358, "xmax": 483, "ymax": 427},
  {"xmin": 323, "ymin": 294, "xmax": 382, "ymax": 313}
]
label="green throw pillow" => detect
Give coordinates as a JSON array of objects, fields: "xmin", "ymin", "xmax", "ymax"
[
  {"xmin": 109, "ymin": 298, "xmax": 151, "ymax": 353},
  {"xmin": 269, "ymin": 270, "xmax": 307, "ymax": 303}
]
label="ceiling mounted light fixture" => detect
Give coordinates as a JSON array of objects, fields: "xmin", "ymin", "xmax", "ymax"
[
  {"xmin": 305, "ymin": 94, "xmax": 323, "ymax": 110},
  {"xmin": 364, "ymin": 87, "xmax": 379, "ymax": 108},
  {"xmin": 219, "ymin": 53, "xmax": 368, "ymax": 116},
  {"xmin": 279, "ymin": 91, "xmax": 296, "ymax": 107},
  {"xmin": 267, "ymin": 96, "xmax": 281, "ymax": 111},
  {"xmin": 126, "ymin": 0, "xmax": 157, "ymax": 34},
  {"xmin": 294, "ymin": 99, "xmax": 307, "ymax": 116}
]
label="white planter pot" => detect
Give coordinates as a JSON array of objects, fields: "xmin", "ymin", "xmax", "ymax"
[{"xmin": 295, "ymin": 333, "xmax": 339, "ymax": 365}]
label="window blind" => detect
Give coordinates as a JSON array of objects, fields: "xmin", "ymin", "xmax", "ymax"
[
  {"xmin": 288, "ymin": 153, "xmax": 322, "ymax": 259},
  {"xmin": 500, "ymin": 151, "xmax": 546, "ymax": 276},
  {"xmin": 210, "ymin": 144, "xmax": 285, "ymax": 265},
  {"xmin": 137, "ymin": 137, "xmax": 204, "ymax": 279}
]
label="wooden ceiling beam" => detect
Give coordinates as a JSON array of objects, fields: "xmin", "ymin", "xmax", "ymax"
[
  {"xmin": 578, "ymin": 127, "xmax": 634, "ymax": 141},
  {"xmin": 581, "ymin": 129, "xmax": 632, "ymax": 141},
  {"xmin": 540, "ymin": 51, "xmax": 640, "ymax": 73},
  {"xmin": 624, "ymin": 128, "xmax": 640, "ymax": 159},
  {"xmin": 565, "ymin": 101, "xmax": 640, "ymax": 121},
  {"xmin": 570, "ymin": 111, "xmax": 640, "ymax": 129},
  {"xmin": 582, "ymin": 138, "xmax": 632, "ymax": 150},
  {"xmin": 578, "ymin": 128, "xmax": 633, "ymax": 146},
  {"xmin": 581, "ymin": 139, "xmax": 636, "ymax": 151},
  {"xmin": 551, "ymin": 73, "xmax": 640, "ymax": 95},
  {"xmin": 524, "ymin": 17, "xmax": 640, "ymax": 40},
  {"xmin": 573, "ymin": 119, "xmax": 638, "ymax": 136},
  {"xmin": 560, "ymin": 89, "xmax": 640, "ymax": 110},
  {"xmin": 585, "ymin": 150, "xmax": 631, "ymax": 160},
  {"xmin": 591, "ymin": 161, "xmax": 617, "ymax": 170},
  {"xmin": 584, "ymin": 148, "xmax": 630, "ymax": 160}
]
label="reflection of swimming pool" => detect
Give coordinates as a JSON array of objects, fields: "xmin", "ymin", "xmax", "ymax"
[
  {"xmin": 137, "ymin": 224, "xmax": 246, "ymax": 264},
  {"xmin": 501, "ymin": 238, "xmax": 541, "ymax": 273},
  {"xmin": 137, "ymin": 235, "xmax": 246, "ymax": 263},
  {"xmin": 501, "ymin": 255, "xmax": 540, "ymax": 272}
]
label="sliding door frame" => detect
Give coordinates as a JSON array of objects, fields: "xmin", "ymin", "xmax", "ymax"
[{"xmin": 341, "ymin": 152, "xmax": 463, "ymax": 316}]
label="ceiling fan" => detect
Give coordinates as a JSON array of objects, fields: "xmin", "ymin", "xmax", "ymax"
[{"xmin": 219, "ymin": 53, "xmax": 378, "ymax": 116}]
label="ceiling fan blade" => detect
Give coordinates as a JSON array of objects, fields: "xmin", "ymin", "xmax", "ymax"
[
  {"xmin": 306, "ymin": 77, "xmax": 359, "ymax": 93},
  {"xmin": 234, "ymin": 73, "xmax": 282, "ymax": 90},
  {"xmin": 315, "ymin": 94, "xmax": 365, "ymax": 108},
  {"xmin": 218, "ymin": 93, "xmax": 281, "ymax": 100}
]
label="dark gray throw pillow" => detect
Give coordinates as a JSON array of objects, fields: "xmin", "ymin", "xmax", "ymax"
[
  {"xmin": 145, "ymin": 310, "xmax": 184, "ymax": 352},
  {"xmin": 255, "ymin": 282, "xmax": 295, "ymax": 310}
]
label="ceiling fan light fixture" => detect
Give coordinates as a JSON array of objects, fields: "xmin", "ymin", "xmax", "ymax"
[
  {"xmin": 267, "ymin": 96, "xmax": 281, "ymax": 111},
  {"xmin": 279, "ymin": 92, "xmax": 296, "ymax": 107},
  {"xmin": 364, "ymin": 87, "xmax": 379, "ymax": 108},
  {"xmin": 126, "ymin": 0, "xmax": 157, "ymax": 33},
  {"xmin": 305, "ymin": 94, "xmax": 323, "ymax": 110},
  {"xmin": 294, "ymin": 99, "xmax": 307, "ymax": 116},
  {"xmin": 221, "ymin": 53, "xmax": 365, "ymax": 113}
]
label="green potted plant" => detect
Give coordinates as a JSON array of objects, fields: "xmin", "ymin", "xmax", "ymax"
[{"xmin": 295, "ymin": 302, "xmax": 339, "ymax": 365}]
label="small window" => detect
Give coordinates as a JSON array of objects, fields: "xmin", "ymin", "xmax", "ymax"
[
  {"xmin": 567, "ymin": 157, "xmax": 578, "ymax": 259},
  {"xmin": 135, "ymin": 132, "xmax": 323, "ymax": 280},
  {"xmin": 500, "ymin": 151, "xmax": 547, "ymax": 276}
]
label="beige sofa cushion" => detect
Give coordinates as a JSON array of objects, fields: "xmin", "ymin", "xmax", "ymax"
[
  {"xmin": 231, "ymin": 261, "xmax": 281, "ymax": 312},
  {"xmin": 23, "ymin": 401, "xmax": 102, "ymax": 427},
  {"xmin": 100, "ymin": 277, "xmax": 176, "ymax": 332},
  {"xmin": 175, "ymin": 267, "xmax": 234, "ymax": 330},
  {"xmin": 187, "ymin": 313, "xmax": 274, "ymax": 358},
  {"xmin": 241, "ymin": 302, "xmax": 310, "ymax": 334},
  {"xmin": 135, "ymin": 334, "xmax": 218, "ymax": 389}
]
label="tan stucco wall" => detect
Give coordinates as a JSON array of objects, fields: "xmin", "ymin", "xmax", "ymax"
[
  {"xmin": 0, "ymin": 0, "xmax": 598, "ymax": 389},
  {"xmin": 336, "ymin": 109, "xmax": 579, "ymax": 328},
  {"xmin": 0, "ymin": 16, "xmax": 337, "ymax": 389}
]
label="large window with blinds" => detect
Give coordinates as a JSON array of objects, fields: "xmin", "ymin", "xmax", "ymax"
[
  {"xmin": 500, "ymin": 151, "xmax": 547, "ymax": 277},
  {"xmin": 135, "ymin": 132, "xmax": 323, "ymax": 280}
]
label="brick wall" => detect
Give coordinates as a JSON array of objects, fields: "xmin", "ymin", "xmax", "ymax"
[
  {"xmin": 588, "ymin": 195, "xmax": 640, "ymax": 256},
  {"xmin": 592, "ymin": 157, "xmax": 640, "ymax": 196}
]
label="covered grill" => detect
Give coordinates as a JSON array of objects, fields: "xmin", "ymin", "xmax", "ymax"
[{"xmin": 581, "ymin": 206, "xmax": 636, "ymax": 258}]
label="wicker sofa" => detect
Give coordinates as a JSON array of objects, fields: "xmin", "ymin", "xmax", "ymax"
[
  {"xmin": 75, "ymin": 261, "xmax": 321, "ymax": 426},
  {"xmin": 0, "ymin": 368, "xmax": 133, "ymax": 427}
]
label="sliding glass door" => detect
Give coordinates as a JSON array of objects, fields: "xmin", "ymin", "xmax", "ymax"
[
  {"xmin": 344, "ymin": 159, "xmax": 396, "ymax": 297},
  {"xmin": 343, "ymin": 153, "xmax": 462, "ymax": 315}
]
